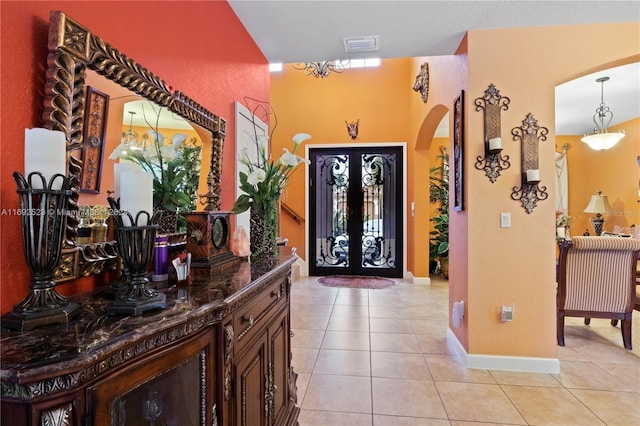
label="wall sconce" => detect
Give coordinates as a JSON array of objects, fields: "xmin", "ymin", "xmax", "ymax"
[
  {"xmin": 412, "ymin": 62, "xmax": 429, "ymax": 103},
  {"xmin": 510, "ymin": 113, "xmax": 549, "ymax": 213},
  {"xmin": 474, "ymin": 84, "xmax": 511, "ymax": 182},
  {"xmin": 583, "ymin": 191, "xmax": 611, "ymax": 235}
]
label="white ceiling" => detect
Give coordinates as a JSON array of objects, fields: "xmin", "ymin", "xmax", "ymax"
[{"xmin": 229, "ymin": 0, "xmax": 640, "ymax": 136}]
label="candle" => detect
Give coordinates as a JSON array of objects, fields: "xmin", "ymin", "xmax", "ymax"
[
  {"xmin": 24, "ymin": 128, "xmax": 66, "ymax": 189},
  {"xmin": 488, "ymin": 137, "xmax": 502, "ymax": 152},
  {"xmin": 114, "ymin": 162, "xmax": 142, "ymax": 199},
  {"xmin": 120, "ymin": 170, "xmax": 153, "ymax": 226},
  {"xmin": 526, "ymin": 169, "xmax": 540, "ymax": 183}
]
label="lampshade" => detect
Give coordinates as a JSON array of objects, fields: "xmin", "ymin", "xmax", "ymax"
[
  {"xmin": 581, "ymin": 131, "xmax": 625, "ymax": 150},
  {"xmin": 583, "ymin": 191, "xmax": 611, "ymax": 214}
]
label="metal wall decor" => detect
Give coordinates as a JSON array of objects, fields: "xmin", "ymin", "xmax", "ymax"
[
  {"xmin": 510, "ymin": 113, "xmax": 549, "ymax": 214},
  {"xmin": 453, "ymin": 91, "xmax": 464, "ymax": 211},
  {"xmin": 80, "ymin": 87, "xmax": 109, "ymax": 193},
  {"xmin": 474, "ymin": 84, "xmax": 511, "ymax": 182},
  {"xmin": 412, "ymin": 62, "xmax": 430, "ymax": 103},
  {"xmin": 345, "ymin": 119, "xmax": 359, "ymax": 140}
]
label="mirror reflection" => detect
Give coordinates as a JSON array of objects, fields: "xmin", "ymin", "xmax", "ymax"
[{"xmin": 76, "ymin": 71, "xmax": 209, "ymax": 239}]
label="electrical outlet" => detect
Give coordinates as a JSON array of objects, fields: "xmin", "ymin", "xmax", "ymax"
[
  {"xmin": 500, "ymin": 212, "xmax": 511, "ymax": 228},
  {"xmin": 501, "ymin": 303, "xmax": 514, "ymax": 322}
]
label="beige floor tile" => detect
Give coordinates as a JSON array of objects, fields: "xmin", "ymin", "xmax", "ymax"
[
  {"xmin": 327, "ymin": 315, "xmax": 370, "ymax": 332},
  {"xmin": 313, "ymin": 349, "xmax": 371, "ymax": 376},
  {"xmin": 292, "ymin": 329, "xmax": 326, "ymax": 349},
  {"xmin": 593, "ymin": 360, "xmax": 640, "ymax": 393},
  {"xmin": 331, "ymin": 304, "xmax": 370, "ymax": 317},
  {"xmin": 554, "ymin": 360, "xmax": 631, "ymax": 391},
  {"xmin": 292, "ymin": 314, "xmax": 330, "ymax": 330},
  {"xmin": 322, "ymin": 330, "xmax": 371, "ymax": 351},
  {"xmin": 371, "ymin": 352, "xmax": 431, "ymax": 379},
  {"xmin": 293, "ymin": 303, "xmax": 335, "ymax": 316},
  {"xmin": 415, "ymin": 334, "xmax": 457, "ymax": 355},
  {"xmin": 410, "ymin": 319, "xmax": 449, "ymax": 335},
  {"xmin": 368, "ymin": 295, "xmax": 404, "ymax": 307},
  {"xmin": 426, "ymin": 355, "xmax": 496, "ymax": 384},
  {"xmin": 489, "ymin": 370, "xmax": 562, "ymax": 387},
  {"xmin": 373, "ymin": 415, "xmax": 450, "ymax": 425},
  {"xmin": 449, "ymin": 422, "xmax": 522, "ymax": 426},
  {"xmin": 570, "ymin": 388, "xmax": 640, "ymax": 425},
  {"xmin": 335, "ymin": 292, "xmax": 369, "ymax": 306},
  {"xmin": 292, "ymin": 347, "xmax": 319, "ymax": 374},
  {"xmin": 372, "ymin": 377, "xmax": 447, "ymax": 419},
  {"xmin": 302, "ymin": 374, "xmax": 372, "ymax": 413},
  {"xmin": 368, "ymin": 305, "xmax": 407, "ymax": 319},
  {"xmin": 369, "ymin": 318, "xmax": 413, "ymax": 333},
  {"xmin": 370, "ymin": 332, "xmax": 421, "ymax": 353},
  {"xmin": 299, "ymin": 409, "xmax": 373, "ymax": 425},
  {"xmin": 296, "ymin": 372, "xmax": 311, "ymax": 403},
  {"xmin": 501, "ymin": 384, "xmax": 604, "ymax": 425},
  {"xmin": 436, "ymin": 381, "xmax": 526, "ymax": 424}
]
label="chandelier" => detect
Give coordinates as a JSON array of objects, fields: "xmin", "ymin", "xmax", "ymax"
[
  {"xmin": 581, "ymin": 76, "xmax": 625, "ymax": 150},
  {"xmin": 293, "ymin": 61, "xmax": 346, "ymax": 78}
]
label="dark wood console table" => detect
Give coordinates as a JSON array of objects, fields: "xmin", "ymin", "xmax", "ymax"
[{"xmin": 1, "ymin": 252, "xmax": 300, "ymax": 426}]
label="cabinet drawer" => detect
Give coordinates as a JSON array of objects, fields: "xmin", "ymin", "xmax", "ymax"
[{"xmin": 234, "ymin": 279, "xmax": 286, "ymax": 350}]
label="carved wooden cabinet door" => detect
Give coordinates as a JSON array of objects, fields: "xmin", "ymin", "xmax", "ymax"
[{"xmin": 233, "ymin": 332, "xmax": 268, "ymax": 426}]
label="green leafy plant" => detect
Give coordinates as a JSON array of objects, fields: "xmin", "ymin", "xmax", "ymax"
[
  {"xmin": 429, "ymin": 151, "xmax": 449, "ymax": 263},
  {"xmin": 232, "ymin": 102, "xmax": 310, "ymax": 216},
  {"xmin": 109, "ymin": 104, "xmax": 202, "ymax": 216}
]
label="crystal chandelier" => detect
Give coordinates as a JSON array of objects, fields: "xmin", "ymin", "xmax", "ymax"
[
  {"xmin": 293, "ymin": 61, "xmax": 346, "ymax": 78},
  {"xmin": 581, "ymin": 76, "xmax": 625, "ymax": 150}
]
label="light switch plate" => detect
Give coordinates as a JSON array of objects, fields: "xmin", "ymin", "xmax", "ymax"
[{"xmin": 500, "ymin": 212, "xmax": 511, "ymax": 228}]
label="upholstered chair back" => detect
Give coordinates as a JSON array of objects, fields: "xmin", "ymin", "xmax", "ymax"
[{"xmin": 561, "ymin": 236, "xmax": 640, "ymax": 312}]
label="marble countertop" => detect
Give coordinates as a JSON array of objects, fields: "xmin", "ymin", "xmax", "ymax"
[{"xmin": 1, "ymin": 251, "xmax": 296, "ymax": 383}]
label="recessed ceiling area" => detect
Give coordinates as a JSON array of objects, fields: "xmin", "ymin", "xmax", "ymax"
[{"xmin": 229, "ymin": 1, "xmax": 639, "ymax": 137}]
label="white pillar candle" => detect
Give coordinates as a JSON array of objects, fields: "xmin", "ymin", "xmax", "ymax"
[
  {"xmin": 24, "ymin": 128, "xmax": 66, "ymax": 189},
  {"xmin": 114, "ymin": 162, "xmax": 142, "ymax": 199},
  {"xmin": 526, "ymin": 169, "xmax": 540, "ymax": 183},
  {"xmin": 488, "ymin": 137, "xmax": 502, "ymax": 151},
  {"xmin": 120, "ymin": 171, "xmax": 153, "ymax": 226}
]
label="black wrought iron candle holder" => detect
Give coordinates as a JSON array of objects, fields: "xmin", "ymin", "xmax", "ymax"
[
  {"xmin": 510, "ymin": 113, "xmax": 549, "ymax": 214},
  {"xmin": 107, "ymin": 197, "xmax": 166, "ymax": 316},
  {"xmin": 474, "ymin": 84, "xmax": 511, "ymax": 183},
  {"xmin": 1, "ymin": 172, "xmax": 80, "ymax": 331}
]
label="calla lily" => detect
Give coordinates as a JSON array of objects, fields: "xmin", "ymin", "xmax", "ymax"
[
  {"xmin": 148, "ymin": 129, "xmax": 165, "ymax": 145},
  {"xmin": 109, "ymin": 143, "xmax": 131, "ymax": 160},
  {"xmin": 278, "ymin": 148, "xmax": 300, "ymax": 167},
  {"xmin": 172, "ymin": 133, "xmax": 187, "ymax": 150},
  {"xmin": 247, "ymin": 168, "xmax": 266, "ymax": 185},
  {"xmin": 160, "ymin": 145, "xmax": 178, "ymax": 161},
  {"xmin": 292, "ymin": 133, "xmax": 311, "ymax": 146}
]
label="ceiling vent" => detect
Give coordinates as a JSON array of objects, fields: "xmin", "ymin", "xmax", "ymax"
[{"xmin": 343, "ymin": 36, "xmax": 380, "ymax": 53}]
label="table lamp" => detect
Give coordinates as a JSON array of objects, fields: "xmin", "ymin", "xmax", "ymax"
[{"xmin": 583, "ymin": 191, "xmax": 611, "ymax": 236}]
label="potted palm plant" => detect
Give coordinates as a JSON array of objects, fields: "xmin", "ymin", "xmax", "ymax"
[{"xmin": 429, "ymin": 150, "xmax": 449, "ymax": 278}]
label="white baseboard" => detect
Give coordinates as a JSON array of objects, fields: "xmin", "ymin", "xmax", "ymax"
[
  {"xmin": 406, "ymin": 271, "xmax": 431, "ymax": 285},
  {"xmin": 447, "ymin": 328, "xmax": 560, "ymax": 374}
]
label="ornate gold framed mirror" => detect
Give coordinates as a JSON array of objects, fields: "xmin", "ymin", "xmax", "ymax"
[{"xmin": 42, "ymin": 10, "xmax": 226, "ymax": 282}]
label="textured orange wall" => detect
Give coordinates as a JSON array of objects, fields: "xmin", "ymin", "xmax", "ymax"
[
  {"xmin": 0, "ymin": 1, "xmax": 269, "ymax": 314},
  {"xmin": 558, "ymin": 118, "xmax": 639, "ymax": 237},
  {"xmin": 464, "ymin": 23, "xmax": 639, "ymax": 357},
  {"xmin": 270, "ymin": 59, "xmax": 413, "ymax": 263}
]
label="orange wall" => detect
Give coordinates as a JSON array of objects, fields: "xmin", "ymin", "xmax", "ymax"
[
  {"xmin": 270, "ymin": 58, "xmax": 413, "ymax": 262},
  {"xmin": 558, "ymin": 118, "xmax": 639, "ymax": 237},
  {"xmin": 463, "ymin": 23, "xmax": 639, "ymax": 357},
  {"xmin": 0, "ymin": 1, "xmax": 269, "ymax": 314}
]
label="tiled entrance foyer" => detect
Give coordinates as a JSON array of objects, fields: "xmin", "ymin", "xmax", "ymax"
[{"xmin": 290, "ymin": 276, "xmax": 640, "ymax": 425}]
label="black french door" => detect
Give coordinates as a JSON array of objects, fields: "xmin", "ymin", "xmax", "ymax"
[{"xmin": 309, "ymin": 146, "xmax": 403, "ymax": 278}]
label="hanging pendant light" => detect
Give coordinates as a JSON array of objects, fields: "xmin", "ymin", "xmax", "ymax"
[
  {"xmin": 292, "ymin": 61, "xmax": 346, "ymax": 78},
  {"xmin": 581, "ymin": 76, "xmax": 625, "ymax": 150}
]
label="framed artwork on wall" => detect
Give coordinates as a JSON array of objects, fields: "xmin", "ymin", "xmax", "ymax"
[
  {"xmin": 453, "ymin": 90, "xmax": 464, "ymax": 211},
  {"xmin": 80, "ymin": 86, "xmax": 109, "ymax": 193}
]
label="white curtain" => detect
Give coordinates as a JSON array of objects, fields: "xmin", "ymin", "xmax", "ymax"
[{"xmin": 555, "ymin": 150, "xmax": 568, "ymax": 214}]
